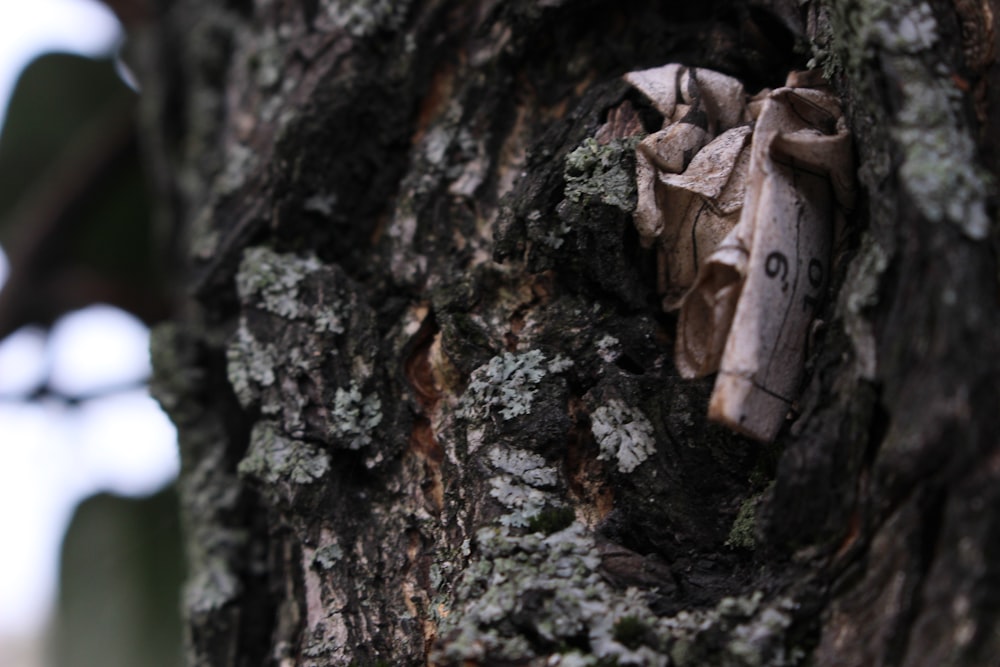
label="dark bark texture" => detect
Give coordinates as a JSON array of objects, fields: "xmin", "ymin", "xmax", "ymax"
[{"xmin": 142, "ymin": 0, "xmax": 1000, "ymax": 665}]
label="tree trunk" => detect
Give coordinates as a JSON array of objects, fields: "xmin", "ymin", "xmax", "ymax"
[{"xmin": 141, "ymin": 0, "xmax": 1000, "ymax": 664}]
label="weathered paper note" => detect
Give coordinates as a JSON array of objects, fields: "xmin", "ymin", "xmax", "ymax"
[
  {"xmin": 627, "ymin": 66, "xmax": 854, "ymax": 441},
  {"xmin": 626, "ymin": 65, "xmax": 755, "ymax": 309}
]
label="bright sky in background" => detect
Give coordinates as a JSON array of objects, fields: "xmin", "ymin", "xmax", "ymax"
[{"xmin": 0, "ymin": 0, "xmax": 180, "ymax": 640}]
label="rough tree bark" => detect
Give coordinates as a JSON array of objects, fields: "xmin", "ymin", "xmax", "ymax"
[{"xmin": 140, "ymin": 0, "xmax": 1000, "ymax": 665}]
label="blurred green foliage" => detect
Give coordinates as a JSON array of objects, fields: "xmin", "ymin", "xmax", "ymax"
[
  {"xmin": 0, "ymin": 52, "xmax": 165, "ymax": 341},
  {"xmin": 51, "ymin": 489, "xmax": 184, "ymax": 667}
]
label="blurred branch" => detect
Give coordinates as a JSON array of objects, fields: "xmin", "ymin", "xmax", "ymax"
[
  {"xmin": 0, "ymin": 375, "xmax": 151, "ymax": 406},
  {"xmin": 0, "ymin": 54, "xmax": 172, "ymax": 344}
]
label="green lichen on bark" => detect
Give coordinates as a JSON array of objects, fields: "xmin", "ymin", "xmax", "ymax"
[
  {"xmin": 487, "ymin": 444, "xmax": 562, "ymax": 528},
  {"xmin": 329, "ymin": 381, "xmax": 383, "ymax": 450},
  {"xmin": 591, "ymin": 398, "xmax": 656, "ymax": 474},
  {"xmin": 434, "ymin": 523, "xmax": 660, "ymax": 665},
  {"xmin": 226, "ymin": 323, "xmax": 279, "ymax": 409},
  {"xmin": 226, "ymin": 246, "xmax": 345, "ymax": 411},
  {"xmin": 148, "ymin": 1, "xmax": 914, "ymax": 663},
  {"xmin": 564, "ymin": 136, "xmax": 640, "ymax": 211},
  {"xmin": 149, "ymin": 321, "xmax": 254, "ymax": 659},
  {"xmin": 223, "ymin": 242, "xmax": 389, "ymax": 458},
  {"xmin": 812, "ymin": 0, "xmax": 991, "ymax": 239},
  {"xmin": 435, "ymin": 519, "xmax": 809, "ymax": 666},
  {"xmin": 235, "ymin": 246, "xmax": 322, "ymax": 319},
  {"xmin": 238, "ymin": 420, "xmax": 331, "ymax": 487},
  {"xmin": 460, "ymin": 349, "xmax": 573, "ymax": 421}
]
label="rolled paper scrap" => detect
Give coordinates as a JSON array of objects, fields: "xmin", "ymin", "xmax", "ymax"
[
  {"xmin": 656, "ymin": 126, "xmax": 752, "ymax": 309},
  {"xmin": 675, "ymin": 241, "xmax": 746, "ymax": 378},
  {"xmin": 707, "ymin": 86, "xmax": 852, "ymax": 441},
  {"xmin": 625, "ymin": 64, "xmax": 854, "ymax": 442},
  {"xmin": 624, "ymin": 64, "xmax": 688, "ymax": 118},
  {"xmin": 627, "ymin": 65, "xmax": 753, "ymax": 304}
]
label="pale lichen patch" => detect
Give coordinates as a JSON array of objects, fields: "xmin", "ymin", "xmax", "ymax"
[
  {"xmin": 184, "ymin": 563, "xmax": 242, "ymax": 615},
  {"xmin": 238, "ymin": 421, "xmax": 331, "ymax": 486},
  {"xmin": 871, "ymin": 1, "xmax": 937, "ymax": 52},
  {"xmin": 596, "ymin": 334, "xmax": 622, "ymax": 363},
  {"xmin": 486, "ymin": 445, "xmax": 561, "ymax": 528},
  {"xmin": 251, "ymin": 29, "xmax": 283, "ymax": 90},
  {"xmin": 329, "ymin": 381, "xmax": 383, "ymax": 449},
  {"xmin": 460, "ymin": 350, "xmax": 573, "ymax": 421},
  {"xmin": 591, "ymin": 399, "xmax": 656, "ymax": 473},
  {"xmin": 313, "ymin": 543, "xmax": 345, "ymax": 570},
  {"xmin": 893, "ymin": 75, "xmax": 991, "ymax": 238},
  {"xmin": 303, "ymin": 192, "xmax": 337, "ymax": 216},
  {"xmin": 488, "ymin": 476, "xmax": 551, "ymax": 527},
  {"xmin": 216, "ymin": 142, "xmax": 256, "ymax": 195},
  {"xmin": 236, "ymin": 246, "xmax": 322, "ymax": 318},
  {"xmin": 725, "ymin": 598, "xmax": 802, "ymax": 667},
  {"xmin": 313, "ymin": 306, "xmax": 345, "ymax": 334},
  {"xmin": 226, "ymin": 323, "xmax": 278, "ymax": 409},
  {"xmin": 488, "ymin": 446, "xmax": 558, "ymax": 487}
]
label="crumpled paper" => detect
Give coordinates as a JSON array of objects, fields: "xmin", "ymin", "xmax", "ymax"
[{"xmin": 627, "ymin": 65, "xmax": 854, "ymax": 441}]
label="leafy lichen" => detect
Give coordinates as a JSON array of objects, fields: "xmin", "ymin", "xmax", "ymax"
[
  {"xmin": 488, "ymin": 446, "xmax": 558, "ymax": 487},
  {"xmin": 436, "ymin": 441, "xmax": 805, "ymax": 665},
  {"xmin": 226, "ymin": 323, "xmax": 278, "ymax": 409},
  {"xmin": 437, "ymin": 526, "xmax": 810, "ymax": 666},
  {"xmin": 236, "ymin": 245, "xmax": 322, "ymax": 318},
  {"xmin": 487, "ymin": 445, "xmax": 561, "ymax": 528},
  {"xmin": 460, "ymin": 350, "xmax": 572, "ymax": 421},
  {"xmin": 725, "ymin": 598, "xmax": 802, "ymax": 667},
  {"xmin": 893, "ymin": 71, "xmax": 990, "ymax": 238},
  {"xmin": 433, "ymin": 524, "xmax": 667, "ymax": 665},
  {"xmin": 660, "ymin": 593, "xmax": 806, "ymax": 667},
  {"xmin": 329, "ymin": 381, "xmax": 383, "ymax": 449},
  {"xmin": 238, "ymin": 420, "xmax": 331, "ymax": 486},
  {"xmin": 488, "ymin": 476, "xmax": 551, "ymax": 528},
  {"xmin": 591, "ymin": 399, "xmax": 656, "ymax": 473}
]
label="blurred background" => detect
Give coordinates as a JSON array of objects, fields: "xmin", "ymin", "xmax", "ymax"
[{"xmin": 0, "ymin": 2, "xmax": 182, "ymax": 666}]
